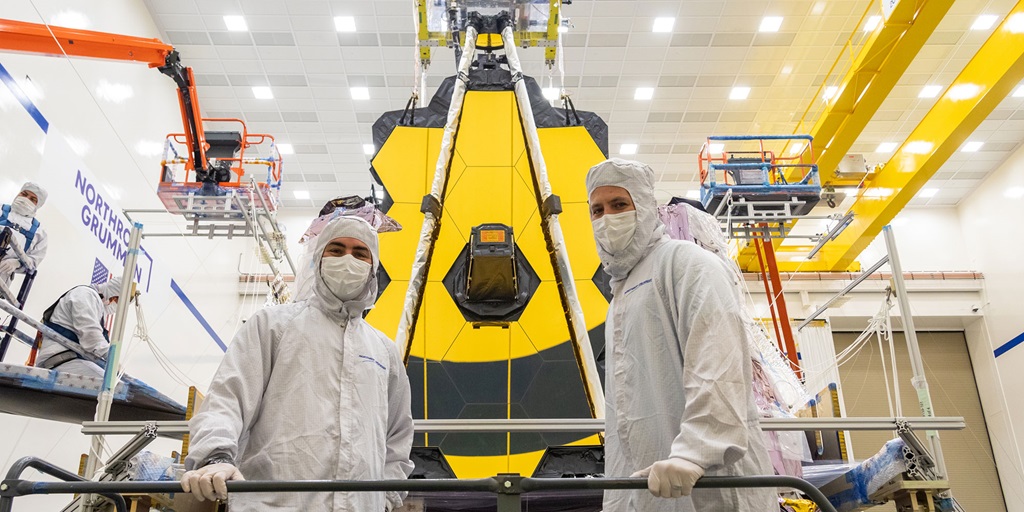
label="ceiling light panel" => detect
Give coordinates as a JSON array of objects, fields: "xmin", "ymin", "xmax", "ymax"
[
  {"xmin": 224, "ymin": 15, "xmax": 248, "ymax": 31},
  {"xmin": 652, "ymin": 17, "xmax": 675, "ymax": 33},
  {"xmin": 759, "ymin": 17, "xmax": 783, "ymax": 32},
  {"xmin": 334, "ymin": 16, "xmax": 356, "ymax": 32},
  {"xmin": 634, "ymin": 87, "xmax": 654, "ymax": 100},
  {"xmin": 730, "ymin": 87, "xmax": 750, "ymax": 100},
  {"xmin": 252, "ymin": 86, "xmax": 273, "ymax": 99}
]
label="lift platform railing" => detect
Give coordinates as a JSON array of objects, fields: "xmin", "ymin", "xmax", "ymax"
[{"xmin": 0, "ymin": 456, "xmax": 839, "ymax": 512}]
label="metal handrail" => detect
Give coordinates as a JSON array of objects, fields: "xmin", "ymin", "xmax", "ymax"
[
  {"xmin": 0, "ymin": 457, "xmax": 126, "ymax": 512},
  {"xmin": 1, "ymin": 470, "xmax": 838, "ymax": 512}
]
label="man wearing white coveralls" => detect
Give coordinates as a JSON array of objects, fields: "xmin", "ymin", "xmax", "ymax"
[
  {"xmin": 587, "ymin": 158, "xmax": 775, "ymax": 512},
  {"xmin": 183, "ymin": 216, "xmax": 414, "ymax": 511}
]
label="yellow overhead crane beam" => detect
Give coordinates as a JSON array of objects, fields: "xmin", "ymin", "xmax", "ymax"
[
  {"xmin": 774, "ymin": 0, "xmax": 1024, "ymax": 271},
  {"xmin": 738, "ymin": 0, "xmax": 953, "ymax": 272},
  {"xmin": 796, "ymin": 0, "xmax": 956, "ymax": 185}
]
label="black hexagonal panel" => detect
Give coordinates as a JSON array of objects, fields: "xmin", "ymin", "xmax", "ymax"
[{"xmin": 441, "ymin": 403, "xmax": 508, "ymax": 457}]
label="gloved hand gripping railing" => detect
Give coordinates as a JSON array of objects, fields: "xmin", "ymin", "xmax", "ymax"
[{"xmin": 1, "ymin": 458, "xmax": 838, "ymax": 512}]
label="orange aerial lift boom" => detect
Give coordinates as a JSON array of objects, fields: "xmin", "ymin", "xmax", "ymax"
[{"xmin": 0, "ymin": 18, "xmax": 232, "ymax": 186}]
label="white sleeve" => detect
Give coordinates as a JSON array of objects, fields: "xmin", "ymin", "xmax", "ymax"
[
  {"xmin": 185, "ymin": 311, "xmax": 274, "ymax": 470},
  {"xmin": 669, "ymin": 253, "xmax": 754, "ymax": 471},
  {"xmin": 0, "ymin": 225, "xmax": 46, "ymax": 270},
  {"xmin": 383, "ymin": 336, "xmax": 415, "ymax": 509},
  {"xmin": 67, "ymin": 288, "xmax": 110, "ymax": 359},
  {"xmin": 25, "ymin": 226, "xmax": 47, "ymax": 269}
]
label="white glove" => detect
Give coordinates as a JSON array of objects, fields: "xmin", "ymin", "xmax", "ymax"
[
  {"xmin": 180, "ymin": 462, "xmax": 244, "ymax": 502},
  {"xmin": 0, "ymin": 259, "xmax": 18, "ymax": 276},
  {"xmin": 631, "ymin": 457, "xmax": 705, "ymax": 498}
]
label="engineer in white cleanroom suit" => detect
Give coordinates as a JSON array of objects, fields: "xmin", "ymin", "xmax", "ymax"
[
  {"xmin": 34, "ymin": 277, "xmax": 123, "ymax": 378},
  {"xmin": 587, "ymin": 159, "xmax": 774, "ymax": 512},
  {"xmin": 182, "ymin": 216, "xmax": 415, "ymax": 511},
  {"xmin": 0, "ymin": 182, "xmax": 49, "ymax": 286}
]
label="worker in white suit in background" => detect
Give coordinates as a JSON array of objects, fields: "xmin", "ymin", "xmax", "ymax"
[
  {"xmin": 587, "ymin": 158, "xmax": 775, "ymax": 512},
  {"xmin": 34, "ymin": 276, "xmax": 124, "ymax": 377},
  {"xmin": 182, "ymin": 216, "xmax": 414, "ymax": 511},
  {"xmin": 0, "ymin": 182, "xmax": 49, "ymax": 286}
]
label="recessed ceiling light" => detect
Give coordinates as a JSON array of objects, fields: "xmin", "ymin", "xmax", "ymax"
[
  {"xmin": 557, "ymin": 23, "xmax": 569, "ymax": 33},
  {"xmin": 619, "ymin": 143, "xmax": 638, "ymax": 155},
  {"xmin": 759, "ymin": 16, "xmax": 783, "ymax": 32},
  {"xmin": 904, "ymin": 141, "xmax": 934, "ymax": 154},
  {"xmin": 223, "ymin": 15, "xmax": 248, "ymax": 32},
  {"xmin": 1005, "ymin": 186, "xmax": 1024, "ymax": 198},
  {"xmin": 863, "ymin": 15, "xmax": 882, "ymax": 32},
  {"xmin": 811, "ymin": 2, "xmax": 826, "ymax": 15},
  {"xmin": 919, "ymin": 85, "xmax": 942, "ymax": 98},
  {"xmin": 918, "ymin": 188, "xmax": 939, "ymax": 198},
  {"xmin": 947, "ymin": 83, "xmax": 982, "ymax": 100},
  {"xmin": 634, "ymin": 87, "xmax": 654, "ymax": 100},
  {"xmin": 252, "ymin": 86, "xmax": 273, "ymax": 99},
  {"xmin": 334, "ymin": 16, "xmax": 356, "ymax": 32},
  {"xmin": 729, "ymin": 86, "xmax": 750, "ymax": 100},
  {"xmin": 972, "ymin": 14, "xmax": 999, "ymax": 30},
  {"xmin": 363, "ymin": 143, "xmax": 375, "ymax": 155},
  {"xmin": 276, "ymin": 143, "xmax": 294, "ymax": 155},
  {"xmin": 708, "ymin": 143, "xmax": 725, "ymax": 154},
  {"xmin": 542, "ymin": 87, "xmax": 559, "ymax": 101},
  {"xmin": 961, "ymin": 141, "xmax": 984, "ymax": 152},
  {"xmin": 350, "ymin": 87, "xmax": 370, "ymax": 100},
  {"xmin": 1007, "ymin": 13, "xmax": 1024, "ymax": 33},
  {"xmin": 822, "ymin": 86, "xmax": 839, "ymax": 101},
  {"xmin": 685, "ymin": 190, "xmax": 700, "ymax": 200},
  {"xmin": 876, "ymin": 142, "xmax": 898, "ymax": 153},
  {"xmin": 293, "ymin": 190, "xmax": 310, "ymax": 200},
  {"xmin": 781, "ymin": 65, "xmax": 793, "ymax": 74},
  {"xmin": 787, "ymin": 142, "xmax": 805, "ymax": 155},
  {"xmin": 1014, "ymin": 85, "xmax": 1024, "ymax": 97},
  {"xmin": 652, "ymin": 17, "xmax": 675, "ymax": 33}
]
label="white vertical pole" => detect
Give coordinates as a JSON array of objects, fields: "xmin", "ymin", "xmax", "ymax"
[
  {"xmin": 883, "ymin": 224, "xmax": 947, "ymax": 478},
  {"xmin": 80, "ymin": 222, "xmax": 143, "ymax": 511}
]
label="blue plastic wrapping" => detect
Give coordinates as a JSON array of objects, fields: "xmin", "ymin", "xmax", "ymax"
[
  {"xmin": 824, "ymin": 438, "xmax": 909, "ymax": 512},
  {"xmin": 127, "ymin": 451, "xmax": 183, "ymax": 481}
]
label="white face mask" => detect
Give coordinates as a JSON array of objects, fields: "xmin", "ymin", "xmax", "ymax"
[
  {"xmin": 11, "ymin": 196, "xmax": 36, "ymax": 217},
  {"xmin": 104, "ymin": 301, "xmax": 118, "ymax": 317},
  {"xmin": 321, "ymin": 254, "xmax": 372, "ymax": 301},
  {"xmin": 592, "ymin": 210, "xmax": 637, "ymax": 255}
]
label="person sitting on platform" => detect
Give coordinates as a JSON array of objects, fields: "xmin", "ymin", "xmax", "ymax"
[{"xmin": 33, "ymin": 277, "xmax": 126, "ymax": 377}]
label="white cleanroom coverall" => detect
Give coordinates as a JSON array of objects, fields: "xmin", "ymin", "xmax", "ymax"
[
  {"xmin": 0, "ymin": 182, "xmax": 49, "ymax": 285},
  {"xmin": 186, "ymin": 216, "xmax": 415, "ymax": 511},
  {"xmin": 588, "ymin": 159, "xmax": 775, "ymax": 512},
  {"xmin": 34, "ymin": 279, "xmax": 121, "ymax": 378}
]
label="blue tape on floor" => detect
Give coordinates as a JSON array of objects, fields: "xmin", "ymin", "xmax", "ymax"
[
  {"xmin": 0, "ymin": 61, "xmax": 49, "ymax": 133},
  {"xmin": 170, "ymin": 279, "xmax": 227, "ymax": 352}
]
